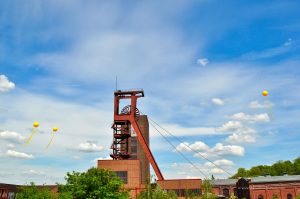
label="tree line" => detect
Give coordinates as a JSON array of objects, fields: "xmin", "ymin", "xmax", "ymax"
[
  {"xmin": 15, "ymin": 168, "xmax": 218, "ymax": 199},
  {"xmin": 231, "ymin": 157, "xmax": 300, "ymax": 178}
]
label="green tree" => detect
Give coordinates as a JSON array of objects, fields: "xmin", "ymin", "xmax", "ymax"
[
  {"xmin": 231, "ymin": 168, "xmax": 249, "ymax": 178},
  {"xmin": 231, "ymin": 157, "xmax": 300, "ymax": 178},
  {"xmin": 294, "ymin": 157, "xmax": 300, "ymax": 174},
  {"xmin": 57, "ymin": 167, "xmax": 128, "ymax": 199},
  {"xmin": 137, "ymin": 185, "xmax": 177, "ymax": 199},
  {"xmin": 272, "ymin": 194, "xmax": 278, "ymax": 199},
  {"xmin": 201, "ymin": 179, "xmax": 217, "ymax": 199},
  {"xmin": 15, "ymin": 182, "xmax": 55, "ymax": 199}
]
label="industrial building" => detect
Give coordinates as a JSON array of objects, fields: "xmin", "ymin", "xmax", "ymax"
[
  {"xmin": 212, "ymin": 175, "xmax": 300, "ymax": 199},
  {"xmin": 97, "ymin": 89, "xmax": 202, "ymax": 198},
  {"xmin": 1, "ymin": 89, "xmax": 300, "ymax": 199},
  {"xmin": 97, "ymin": 89, "xmax": 300, "ymax": 199}
]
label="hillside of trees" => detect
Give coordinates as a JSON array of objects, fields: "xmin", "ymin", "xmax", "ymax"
[{"xmin": 231, "ymin": 157, "xmax": 300, "ymax": 178}]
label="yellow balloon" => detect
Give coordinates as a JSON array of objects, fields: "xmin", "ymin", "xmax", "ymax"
[
  {"xmin": 33, "ymin": 121, "xmax": 39, "ymax": 128},
  {"xmin": 262, "ymin": 90, "xmax": 269, "ymax": 96},
  {"xmin": 53, "ymin": 127, "xmax": 58, "ymax": 132}
]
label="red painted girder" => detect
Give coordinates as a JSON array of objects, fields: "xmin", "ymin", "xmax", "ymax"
[{"xmin": 130, "ymin": 118, "xmax": 164, "ymax": 181}]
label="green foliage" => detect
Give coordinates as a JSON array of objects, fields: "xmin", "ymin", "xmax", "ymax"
[
  {"xmin": 201, "ymin": 179, "xmax": 212, "ymax": 194},
  {"xmin": 201, "ymin": 179, "xmax": 217, "ymax": 199},
  {"xmin": 272, "ymin": 194, "xmax": 279, "ymax": 199},
  {"xmin": 57, "ymin": 167, "xmax": 128, "ymax": 199},
  {"xmin": 185, "ymin": 189, "xmax": 197, "ymax": 199},
  {"xmin": 229, "ymin": 193, "xmax": 236, "ymax": 199},
  {"xmin": 15, "ymin": 182, "xmax": 55, "ymax": 199},
  {"xmin": 296, "ymin": 195, "xmax": 300, "ymax": 199},
  {"xmin": 137, "ymin": 185, "xmax": 177, "ymax": 199},
  {"xmin": 231, "ymin": 157, "xmax": 300, "ymax": 178}
]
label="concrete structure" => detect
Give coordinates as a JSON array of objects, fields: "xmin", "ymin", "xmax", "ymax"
[{"xmin": 212, "ymin": 176, "xmax": 300, "ymax": 199}]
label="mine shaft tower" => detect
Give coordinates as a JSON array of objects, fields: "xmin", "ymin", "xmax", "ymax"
[{"xmin": 110, "ymin": 89, "xmax": 164, "ymax": 181}]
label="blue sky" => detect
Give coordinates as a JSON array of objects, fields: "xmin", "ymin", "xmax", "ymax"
[{"xmin": 1, "ymin": 0, "xmax": 300, "ymax": 184}]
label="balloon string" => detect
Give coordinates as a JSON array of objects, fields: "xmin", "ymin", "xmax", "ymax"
[
  {"xmin": 46, "ymin": 133, "xmax": 55, "ymax": 149},
  {"xmin": 25, "ymin": 128, "xmax": 36, "ymax": 145},
  {"xmin": 268, "ymin": 107, "xmax": 275, "ymax": 121}
]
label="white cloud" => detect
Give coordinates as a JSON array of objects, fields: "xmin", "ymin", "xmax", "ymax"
[
  {"xmin": 71, "ymin": 155, "xmax": 81, "ymax": 160},
  {"xmin": 211, "ymin": 98, "xmax": 224, "ymax": 106},
  {"xmin": 249, "ymin": 100, "xmax": 273, "ymax": 109},
  {"xmin": 284, "ymin": 38, "xmax": 292, "ymax": 46},
  {"xmin": 6, "ymin": 150, "xmax": 34, "ymax": 159},
  {"xmin": 197, "ymin": 58, "xmax": 209, "ymax": 66},
  {"xmin": 175, "ymin": 142, "xmax": 192, "ymax": 152},
  {"xmin": 177, "ymin": 141, "xmax": 244, "ymax": 159},
  {"xmin": 7, "ymin": 144, "xmax": 15, "ymax": 149},
  {"xmin": 91, "ymin": 156, "xmax": 112, "ymax": 164},
  {"xmin": 78, "ymin": 142, "xmax": 104, "ymax": 152},
  {"xmin": 240, "ymin": 38, "xmax": 293, "ymax": 60},
  {"xmin": 22, "ymin": 169, "xmax": 45, "ymax": 176},
  {"xmin": 215, "ymin": 121, "xmax": 243, "ymax": 132},
  {"xmin": 176, "ymin": 141, "xmax": 209, "ymax": 152},
  {"xmin": 190, "ymin": 141, "xmax": 210, "ymax": 151},
  {"xmin": 212, "ymin": 143, "xmax": 244, "ymax": 156},
  {"xmin": 204, "ymin": 159, "xmax": 234, "ymax": 167},
  {"xmin": 211, "ymin": 168, "xmax": 225, "ymax": 174},
  {"xmin": 169, "ymin": 160, "xmax": 234, "ymax": 179},
  {"xmin": 228, "ymin": 112, "xmax": 270, "ymax": 123},
  {"xmin": 0, "ymin": 75, "xmax": 15, "ymax": 92},
  {"xmin": 226, "ymin": 133, "xmax": 256, "ymax": 143},
  {"xmin": 0, "ymin": 131, "xmax": 26, "ymax": 143},
  {"xmin": 213, "ymin": 159, "xmax": 234, "ymax": 166}
]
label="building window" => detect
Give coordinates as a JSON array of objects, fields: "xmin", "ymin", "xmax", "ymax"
[
  {"xmin": 223, "ymin": 188, "xmax": 230, "ymax": 197},
  {"xmin": 258, "ymin": 194, "xmax": 264, "ymax": 199},
  {"xmin": 115, "ymin": 171, "xmax": 128, "ymax": 184},
  {"xmin": 287, "ymin": 193, "xmax": 293, "ymax": 199}
]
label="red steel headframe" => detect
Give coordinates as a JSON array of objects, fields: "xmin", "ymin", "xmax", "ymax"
[{"xmin": 113, "ymin": 90, "xmax": 164, "ymax": 181}]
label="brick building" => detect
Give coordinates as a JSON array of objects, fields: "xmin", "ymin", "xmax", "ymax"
[{"xmin": 212, "ymin": 175, "xmax": 300, "ymax": 199}]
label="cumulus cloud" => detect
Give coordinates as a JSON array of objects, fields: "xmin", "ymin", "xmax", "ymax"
[
  {"xmin": 0, "ymin": 131, "xmax": 26, "ymax": 143},
  {"xmin": 212, "ymin": 143, "xmax": 244, "ymax": 156},
  {"xmin": 213, "ymin": 159, "xmax": 234, "ymax": 166},
  {"xmin": 170, "ymin": 159, "xmax": 234, "ymax": 179},
  {"xmin": 211, "ymin": 168, "xmax": 225, "ymax": 174},
  {"xmin": 226, "ymin": 133, "xmax": 256, "ymax": 143},
  {"xmin": 228, "ymin": 112, "xmax": 270, "ymax": 123},
  {"xmin": 175, "ymin": 142, "xmax": 192, "ymax": 152},
  {"xmin": 197, "ymin": 58, "xmax": 209, "ymax": 66},
  {"xmin": 215, "ymin": 121, "xmax": 243, "ymax": 132},
  {"xmin": 176, "ymin": 141, "xmax": 244, "ymax": 158},
  {"xmin": 0, "ymin": 75, "xmax": 15, "ymax": 92},
  {"xmin": 211, "ymin": 98, "xmax": 224, "ymax": 106},
  {"xmin": 204, "ymin": 159, "xmax": 234, "ymax": 167},
  {"xmin": 249, "ymin": 100, "xmax": 273, "ymax": 109},
  {"xmin": 78, "ymin": 142, "xmax": 104, "ymax": 152},
  {"xmin": 6, "ymin": 150, "xmax": 34, "ymax": 159},
  {"xmin": 175, "ymin": 141, "xmax": 209, "ymax": 152}
]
